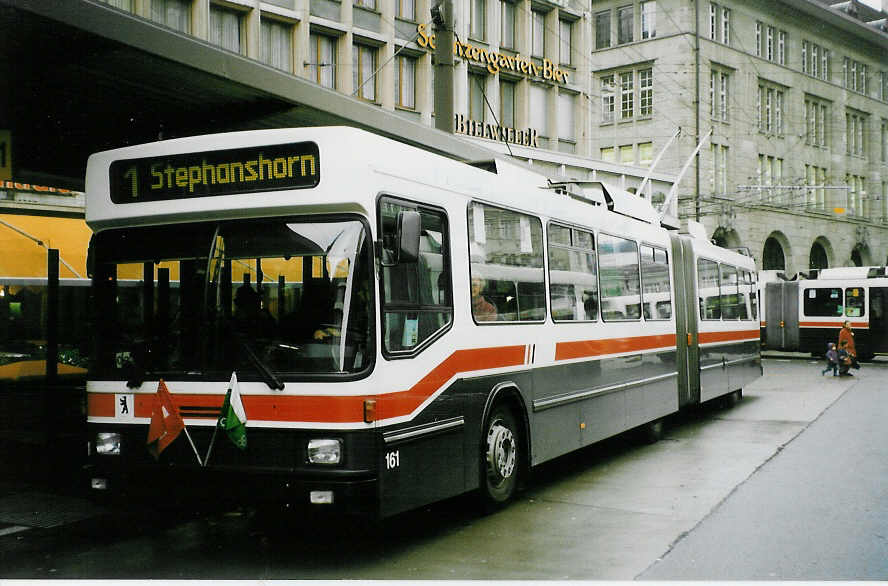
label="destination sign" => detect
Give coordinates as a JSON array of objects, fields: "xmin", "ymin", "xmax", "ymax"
[{"xmin": 109, "ymin": 141, "xmax": 320, "ymax": 203}]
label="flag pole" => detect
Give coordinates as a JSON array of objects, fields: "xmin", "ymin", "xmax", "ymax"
[
  {"xmin": 204, "ymin": 423, "xmax": 220, "ymax": 466},
  {"xmin": 182, "ymin": 426, "xmax": 204, "ymax": 467}
]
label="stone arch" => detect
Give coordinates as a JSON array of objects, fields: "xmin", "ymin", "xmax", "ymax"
[
  {"xmin": 809, "ymin": 237, "xmax": 832, "ymax": 270},
  {"xmin": 762, "ymin": 231, "xmax": 791, "ymax": 271}
]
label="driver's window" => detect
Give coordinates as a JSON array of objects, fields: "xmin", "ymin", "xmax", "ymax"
[{"xmin": 379, "ymin": 197, "xmax": 452, "ymax": 355}]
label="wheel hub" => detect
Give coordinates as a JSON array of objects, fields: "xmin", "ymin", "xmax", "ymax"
[{"xmin": 486, "ymin": 420, "xmax": 516, "ymax": 485}]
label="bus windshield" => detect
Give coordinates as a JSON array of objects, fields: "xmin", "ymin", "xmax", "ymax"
[{"xmin": 90, "ymin": 217, "xmax": 373, "ymax": 385}]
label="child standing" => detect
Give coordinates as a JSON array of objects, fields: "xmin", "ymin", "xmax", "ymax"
[{"xmin": 821, "ymin": 342, "xmax": 839, "ymax": 376}]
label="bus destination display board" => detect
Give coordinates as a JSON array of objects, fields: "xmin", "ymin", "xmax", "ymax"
[{"xmin": 109, "ymin": 141, "xmax": 320, "ymax": 203}]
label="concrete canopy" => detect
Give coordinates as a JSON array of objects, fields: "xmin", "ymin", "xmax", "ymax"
[{"xmin": 0, "ymin": 0, "xmax": 496, "ymax": 191}]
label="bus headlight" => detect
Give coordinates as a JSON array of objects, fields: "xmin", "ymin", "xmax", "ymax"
[
  {"xmin": 95, "ymin": 432, "xmax": 121, "ymax": 455},
  {"xmin": 307, "ymin": 439, "xmax": 341, "ymax": 464}
]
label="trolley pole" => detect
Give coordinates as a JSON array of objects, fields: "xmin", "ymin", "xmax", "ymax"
[{"xmin": 432, "ymin": 0, "xmax": 455, "ymax": 134}]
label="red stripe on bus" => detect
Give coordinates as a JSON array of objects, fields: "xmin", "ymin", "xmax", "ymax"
[
  {"xmin": 698, "ymin": 330, "xmax": 760, "ymax": 344},
  {"xmin": 799, "ymin": 321, "xmax": 868, "ymax": 329},
  {"xmin": 88, "ymin": 345, "xmax": 528, "ymax": 423},
  {"xmin": 555, "ymin": 333, "xmax": 677, "ymax": 361},
  {"xmin": 88, "ymin": 393, "xmax": 115, "ymax": 417}
]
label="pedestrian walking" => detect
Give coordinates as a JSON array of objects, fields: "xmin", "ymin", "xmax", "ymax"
[
  {"xmin": 821, "ymin": 342, "xmax": 839, "ymax": 377},
  {"xmin": 837, "ymin": 340, "xmax": 853, "ymax": 376}
]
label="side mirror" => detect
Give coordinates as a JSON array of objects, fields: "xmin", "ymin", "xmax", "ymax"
[{"xmin": 397, "ymin": 210, "xmax": 421, "ymax": 264}]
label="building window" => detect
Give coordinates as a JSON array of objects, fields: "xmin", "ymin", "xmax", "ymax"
[
  {"xmin": 709, "ymin": 3, "xmax": 717, "ymax": 40},
  {"xmin": 882, "ymin": 119, "xmax": 887, "ymax": 164},
  {"xmin": 151, "ymin": 0, "xmax": 191, "ymax": 33},
  {"xmin": 881, "ymin": 71, "xmax": 888, "ymax": 102},
  {"xmin": 766, "ymin": 25, "xmax": 773, "ymax": 61},
  {"xmin": 777, "ymin": 30, "xmax": 785, "ymax": 65},
  {"xmin": 395, "ymin": 53, "xmax": 416, "ymax": 109},
  {"xmin": 99, "ymin": 0, "xmax": 133, "ymax": 9},
  {"xmin": 711, "ymin": 68, "xmax": 730, "ymax": 122},
  {"xmin": 846, "ymin": 110, "xmax": 867, "ymax": 157},
  {"xmin": 559, "ymin": 19, "xmax": 572, "ymax": 65},
  {"xmin": 471, "ymin": 0, "xmax": 486, "ymax": 40},
  {"xmin": 468, "ymin": 72, "xmax": 485, "ymax": 120},
  {"xmin": 619, "ymin": 144, "xmax": 634, "ymax": 164},
  {"xmin": 711, "ymin": 143, "xmax": 728, "ymax": 196},
  {"xmin": 353, "ymin": 43, "xmax": 377, "ymax": 101},
  {"xmin": 641, "ymin": 1, "xmax": 656, "ymax": 40},
  {"xmin": 617, "ymin": 5, "xmax": 633, "ymax": 45},
  {"xmin": 501, "ymin": 1, "xmax": 515, "ymax": 49},
  {"xmin": 558, "ymin": 92, "xmax": 576, "ymax": 152},
  {"xmin": 501, "ymin": 79, "xmax": 515, "ymax": 128},
  {"xmin": 354, "ymin": 0, "xmax": 376, "ymax": 9},
  {"xmin": 260, "ymin": 18, "xmax": 293, "ymax": 72},
  {"xmin": 309, "ymin": 32, "xmax": 337, "ymax": 89},
  {"xmin": 638, "ymin": 142, "xmax": 653, "ymax": 166},
  {"xmin": 845, "ymin": 174, "xmax": 865, "ymax": 216},
  {"xmin": 757, "ymin": 82, "xmax": 785, "ymax": 136},
  {"xmin": 531, "ymin": 9, "xmax": 545, "ymax": 57},
  {"xmin": 755, "ymin": 22, "xmax": 762, "ymax": 57},
  {"xmin": 639, "ymin": 68, "xmax": 653, "ymax": 117},
  {"xmin": 844, "ymin": 57, "xmax": 868, "ymax": 94},
  {"xmin": 620, "ymin": 71, "xmax": 634, "ymax": 119},
  {"xmin": 805, "ymin": 96, "xmax": 829, "ymax": 147},
  {"xmin": 596, "ymin": 10, "xmax": 611, "ymax": 49},
  {"xmin": 601, "ymin": 147, "xmax": 615, "ymax": 162},
  {"xmin": 601, "ymin": 75, "xmax": 615, "ymax": 123},
  {"xmin": 397, "ymin": 0, "xmax": 415, "ymax": 20},
  {"xmin": 530, "ymin": 84, "xmax": 548, "ymax": 137},
  {"xmin": 805, "ymin": 164, "xmax": 827, "ymax": 209},
  {"xmin": 721, "ymin": 6, "xmax": 730, "ymax": 44},
  {"xmin": 209, "ymin": 4, "xmax": 243, "ymax": 54}
]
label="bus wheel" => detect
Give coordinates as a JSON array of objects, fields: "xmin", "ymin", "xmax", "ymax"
[
  {"xmin": 481, "ymin": 405, "xmax": 520, "ymax": 507},
  {"xmin": 641, "ymin": 418, "xmax": 665, "ymax": 444}
]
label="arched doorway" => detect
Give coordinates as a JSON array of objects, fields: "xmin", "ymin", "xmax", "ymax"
[
  {"xmin": 809, "ymin": 241, "xmax": 829, "ymax": 269},
  {"xmin": 763, "ymin": 236, "xmax": 785, "ymax": 270}
]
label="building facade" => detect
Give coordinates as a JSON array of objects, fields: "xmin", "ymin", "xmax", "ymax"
[
  {"xmin": 591, "ymin": 0, "xmax": 888, "ymax": 272},
  {"xmin": 97, "ymin": 0, "xmax": 888, "ymax": 272}
]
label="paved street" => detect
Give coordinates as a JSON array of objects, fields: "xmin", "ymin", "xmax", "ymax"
[
  {"xmin": 641, "ymin": 359, "xmax": 888, "ymax": 580},
  {"xmin": 0, "ymin": 356, "xmax": 884, "ymax": 579}
]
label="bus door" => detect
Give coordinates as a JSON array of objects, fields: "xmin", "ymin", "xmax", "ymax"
[
  {"xmin": 670, "ymin": 234, "xmax": 697, "ymax": 408},
  {"xmin": 765, "ymin": 281, "xmax": 798, "ymax": 350},
  {"xmin": 870, "ymin": 287, "xmax": 888, "ymax": 353}
]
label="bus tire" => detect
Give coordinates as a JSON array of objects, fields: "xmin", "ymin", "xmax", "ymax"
[
  {"xmin": 481, "ymin": 404, "xmax": 520, "ymax": 508},
  {"xmin": 641, "ymin": 418, "xmax": 665, "ymax": 444}
]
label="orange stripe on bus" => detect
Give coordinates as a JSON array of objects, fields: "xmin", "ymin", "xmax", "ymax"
[
  {"xmin": 88, "ymin": 345, "xmax": 528, "ymax": 423},
  {"xmin": 799, "ymin": 321, "xmax": 868, "ymax": 329},
  {"xmin": 555, "ymin": 333, "xmax": 677, "ymax": 361},
  {"xmin": 698, "ymin": 330, "xmax": 760, "ymax": 344}
]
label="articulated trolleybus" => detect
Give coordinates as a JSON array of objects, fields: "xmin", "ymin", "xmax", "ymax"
[{"xmin": 85, "ymin": 127, "xmax": 760, "ymax": 518}]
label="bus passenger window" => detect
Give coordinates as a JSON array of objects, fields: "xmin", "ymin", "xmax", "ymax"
[
  {"xmin": 641, "ymin": 245, "xmax": 670, "ymax": 320},
  {"xmin": 697, "ymin": 258, "xmax": 721, "ymax": 320},
  {"xmin": 379, "ymin": 198, "xmax": 453, "ymax": 354},
  {"xmin": 468, "ymin": 203, "xmax": 545, "ymax": 323},
  {"xmin": 803, "ymin": 288, "xmax": 843, "ymax": 317},
  {"xmin": 720, "ymin": 265, "xmax": 740, "ymax": 320},
  {"xmin": 548, "ymin": 223, "xmax": 598, "ymax": 322},
  {"xmin": 845, "ymin": 287, "xmax": 865, "ymax": 318},
  {"xmin": 599, "ymin": 233, "xmax": 641, "ymax": 321}
]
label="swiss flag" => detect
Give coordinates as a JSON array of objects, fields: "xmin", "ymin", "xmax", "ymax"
[{"xmin": 146, "ymin": 379, "xmax": 185, "ymax": 459}]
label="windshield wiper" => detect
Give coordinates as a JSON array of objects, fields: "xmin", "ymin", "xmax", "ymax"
[{"xmin": 237, "ymin": 336, "xmax": 284, "ymax": 390}]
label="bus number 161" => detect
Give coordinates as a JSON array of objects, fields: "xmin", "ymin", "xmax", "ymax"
[{"xmin": 385, "ymin": 451, "xmax": 400, "ymax": 470}]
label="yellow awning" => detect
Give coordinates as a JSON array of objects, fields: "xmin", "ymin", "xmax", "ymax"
[{"xmin": 0, "ymin": 214, "xmax": 91, "ymax": 278}]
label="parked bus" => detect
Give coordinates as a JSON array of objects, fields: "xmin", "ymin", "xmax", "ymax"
[
  {"xmin": 760, "ymin": 266, "xmax": 888, "ymax": 360},
  {"xmin": 84, "ymin": 127, "xmax": 760, "ymax": 518}
]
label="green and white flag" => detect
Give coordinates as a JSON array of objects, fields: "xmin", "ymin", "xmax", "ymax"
[{"xmin": 219, "ymin": 371, "xmax": 247, "ymax": 450}]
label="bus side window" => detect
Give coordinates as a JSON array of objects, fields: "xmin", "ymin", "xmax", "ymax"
[
  {"xmin": 379, "ymin": 198, "xmax": 453, "ymax": 355},
  {"xmin": 640, "ymin": 245, "xmax": 670, "ymax": 320},
  {"xmin": 803, "ymin": 287, "xmax": 842, "ymax": 317},
  {"xmin": 548, "ymin": 223, "xmax": 598, "ymax": 322},
  {"xmin": 468, "ymin": 202, "xmax": 545, "ymax": 323},
  {"xmin": 845, "ymin": 287, "xmax": 865, "ymax": 318},
  {"xmin": 599, "ymin": 233, "xmax": 641, "ymax": 321},
  {"xmin": 697, "ymin": 258, "xmax": 720, "ymax": 320}
]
